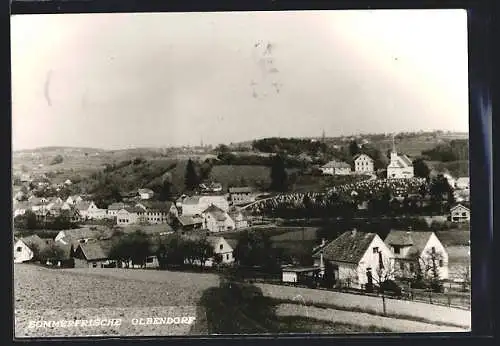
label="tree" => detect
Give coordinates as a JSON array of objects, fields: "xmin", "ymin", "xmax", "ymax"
[
  {"xmin": 39, "ymin": 243, "xmax": 66, "ymax": 263},
  {"xmin": 108, "ymin": 231, "xmax": 152, "ymax": 268},
  {"xmin": 269, "ymin": 154, "xmax": 288, "ymax": 192},
  {"xmin": 185, "ymin": 159, "xmax": 200, "ymax": 191},
  {"xmin": 159, "ymin": 179, "xmax": 175, "ymax": 201},
  {"xmin": 349, "ymin": 140, "xmax": 360, "ymax": 157},
  {"xmin": 199, "ymin": 161, "xmax": 213, "ymax": 182},
  {"xmin": 413, "ymin": 158, "xmax": 431, "ymax": 179},
  {"xmin": 50, "ymin": 155, "xmax": 64, "ymax": 165},
  {"xmin": 233, "ymin": 230, "xmax": 278, "ymax": 273}
]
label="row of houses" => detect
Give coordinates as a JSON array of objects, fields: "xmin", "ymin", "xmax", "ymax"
[
  {"xmin": 283, "ymin": 229, "xmax": 452, "ymax": 289},
  {"xmin": 14, "ymin": 227, "xmax": 239, "ymax": 268}
]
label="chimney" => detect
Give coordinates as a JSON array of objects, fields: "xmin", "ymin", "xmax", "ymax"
[
  {"xmin": 321, "ymin": 238, "xmax": 326, "ymax": 247},
  {"xmin": 351, "ymin": 228, "xmax": 357, "ymax": 237}
]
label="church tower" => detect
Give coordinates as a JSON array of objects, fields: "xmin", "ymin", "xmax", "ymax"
[{"xmin": 390, "ymin": 133, "xmax": 398, "ymax": 161}]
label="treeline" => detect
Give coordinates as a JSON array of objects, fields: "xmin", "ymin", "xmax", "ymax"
[
  {"xmin": 422, "ymin": 140, "xmax": 469, "ymax": 162},
  {"xmin": 252, "ymin": 137, "xmax": 329, "ymax": 155}
]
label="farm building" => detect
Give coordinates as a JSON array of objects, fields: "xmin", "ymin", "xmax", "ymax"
[
  {"xmin": 319, "ymin": 160, "xmax": 351, "ymax": 175},
  {"xmin": 312, "ymin": 230, "xmax": 393, "ymax": 289},
  {"xmin": 55, "ymin": 227, "xmax": 113, "ymax": 246},
  {"xmin": 72, "ymin": 240, "xmax": 115, "ymax": 268},
  {"xmin": 450, "ymin": 204, "xmax": 470, "ymax": 223},
  {"xmin": 66, "ymin": 195, "xmax": 83, "ymax": 205},
  {"xmin": 354, "ymin": 154, "xmax": 375, "ymax": 174},
  {"xmin": 205, "ymin": 236, "xmax": 237, "ymax": 266},
  {"xmin": 107, "ymin": 202, "xmax": 129, "ymax": 218},
  {"xmin": 228, "ymin": 207, "xmax": 249, "ymax": 229},
  {"xmin": 384, "ymin": 230, "xmax": 449, "ymax": 281},
  {"xmin": 176, "ymin": 215, "xmax": 204, "ymax": 231},
  {"xmin": 281, "ymin": 266, "xmax": 321, "ymax": 284}
]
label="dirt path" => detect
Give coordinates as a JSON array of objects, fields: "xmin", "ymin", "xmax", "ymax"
[
  {"xmin": 276, "ymin": 304, "xmax": 467, "ymax": 333},
  {"xmin": 256, "ymin": 283, "xmax": 471, "ymax": 329}
]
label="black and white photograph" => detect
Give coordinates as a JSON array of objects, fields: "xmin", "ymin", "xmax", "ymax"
[{"xmin": 11, "ymin": 9, "xmax": 471, "ymax": 337}]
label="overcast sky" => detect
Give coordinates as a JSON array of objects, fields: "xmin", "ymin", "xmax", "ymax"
[{"xmin": 11, "ymin": 10, "xmax": 468, "ymax": 150}]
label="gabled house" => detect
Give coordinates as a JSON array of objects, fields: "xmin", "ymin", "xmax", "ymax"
[
  {"xmin": 384, "ymin": 230, "xmax": 449, "ymax": 281},
  {"xmin": 353, "ymin": 154, "xmax": 375, "ymax": 174},
  {"xmin": 181, "ymin": 195, "xmax": 230, "ymax": 216},
  {"xmin": 138, "ymin": 188, "xmax": 155, "ymax": 200},
  {"xmin": 116, "ymin": 207, "xmax": 141, "ymax": 226},
  {"xmin": 450, "ymin": 204, "xmax": 470, "ymax": 223},
  {"xmin": 107, "ymin": 202, "xmax": 129, "ymax": 218},
  {"xmin": 55, "ymin": 227, "xmax": 113, "ymax": 246},
  {"xmin": 66, "ymin": 195, "xmax": 83, "ymax": 205},
  {"xmin": 13, "ymin": 201, "xmax": 31, "ymax": 217},
  {"xmin": 228, "ymin": 187, "xmax": 255, "ymax": 206},
  {"xmin": 201, "ymin": 205, "xmax": 235, "ymax": 233},
  {"xmin": 176, "ymin": 215, "xmax": 204, "ymax": 232},
  {"xmin": 75, "ymin": 201, "xmax": 100, "ymax": 220},
  {"xmin": 205, "ymin": 236, "xmax": 237, "ymax": 266},
  {"xmin": 312, "ymin": 230, "xmax": 393, "ymax": 289},
  {"xmin": 13, "ymin": 238, "xmax": 34, "ymax": 263},
  {"xmin": 72, "ymin": 240, "xmax": 115, "ymax": 268},
  {"xmin": 320, "ymin": 160, "xmax": 351, "ymax": 175}
]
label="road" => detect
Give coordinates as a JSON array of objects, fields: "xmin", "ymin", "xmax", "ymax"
[{"xmin": 255, "ymin": 283, "xmax": 471, "ymax": 329}]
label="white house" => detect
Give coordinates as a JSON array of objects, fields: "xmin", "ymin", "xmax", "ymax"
[
  {"xmin": 116, "ymin": 207, "xmax": 141, "ymax": 226},
  {"xmin": 204, "ymin": 236, "xmax": 237, "ymax": 266},
  {"xmin": 13, "ymin": 201, "xmax": 31, "ymax": 217},
  {"xmin": 66, "ymin": 195, "xmax": 83, "ymax": 205},
  {"xmin": 13, "ymin": 238, "xmax": 34, "ymax": 263},
  {"xmin": 74, "ymin": 201, "xmax": 100, "ymax": 220},
  {"xmin": 64, "ymin": 179, "xmax": 72, "ymax": 185},
  {"xmin": 455, "ymin": 177, "xmax": 470, "ymax": 190},
  {"xmin": 320, "ymin": 160, "xmax": 351, "ymax": 175},
  {"xmin": 312, "ymin": 230, "xmax": 394, "ymax": 289},
  {"xmin": 387, "ymin": 150, "xmax": 414, "ymax": 179},
  {"xmin": 107, "ymin": 202, "xmax": 129, "ymax": 218},
  {"xmin": 228, "ymin": 207, "xmax": 249, "ymax": 229},
  {"xmin": 138, "ymin": 188, "xmax": 155, "ymax": 200},
  {"xmin": 201, "ymin": 205, "xmax": 236, "ymax": 233},
  {"xmin": 384, "ymin": 230, "xmax": 449, "ymax": 281},
  {"xmin": 450, "ymin": 204, "xmax": 470, "ymax": 223},
  {"xmin": 181, "ymin": 195, "xmax": 230, "ymax": 216},
  {"xmin": 353, "ymin": 154, "xmax": 375, "ymax": 174}
]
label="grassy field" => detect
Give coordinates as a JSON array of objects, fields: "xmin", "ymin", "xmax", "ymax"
[{"xmin": 210, "ymin": 165, "xmax": 271, "ymax": 190}]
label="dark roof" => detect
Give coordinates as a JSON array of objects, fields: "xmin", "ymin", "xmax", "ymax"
[
  {"xmin": 203, "ymin": 205, "xmax": 227, "ymax": 221},
  {"xmin": 312, "ymin": 231, "xmax": 377, "ymax": 264},
  {"xmin": 20, "ymin": 235, "xmax": 50, "ymax": 251},
  {"xmin": 108, "ymin": 202, "xmax": 129, "ymax": 210},
  {"xmin": 229, "ymin": 187, "xmax": 253, "ymax": 193},
  {"xmin": 58, "ymin": 227, "xmax": 113, "ymax": 245},
  {"xmin": 137, "ymin": 201, "xmax": 175, "ymax": 212},
  {"xmin": 322, "ymin": 160, "xmax": 351, "ymax": 169},
  {"xmin": 226, "ymin": 238, "xmax": 239, "ymax": 249},
  {"xmin": 282, "ymin": 266, "xmax": 321, "ymax": 273},
  {"xmin": 353, "ymin": 154, "xmax": 374, "ymax": 162},
  {"xmin": 75, "ymin": 201, "xmax": 92, "ymax": 211},
  {"xmin": 384, "ymin": 230, "xmax": 434, "ymax": 258},
  {"xmin": 77, "ymin": 240, "xmax": 112, "ymax": 261},
  {"xmin": 120, "ymin": 207, "xmax": 142, "ymax": 214},
  {"xmin": 177, "ymin": 215, "xmax": 203, "ymax": 226}
]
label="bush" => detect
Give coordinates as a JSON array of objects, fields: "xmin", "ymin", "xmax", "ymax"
[{"xmin": 50, "ymin": 155, "xmax": 64, "ymax": 165}]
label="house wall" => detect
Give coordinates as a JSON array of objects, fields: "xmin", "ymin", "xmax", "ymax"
[
  {"xmin": 14, "ymin": 240, "xmax": 33, "ymax": 263},
  {"xmin": 357, "ymin": 235, "xmax": 394, "ymax": 288},
  {"xmin": 451, "ymin": 206, "xmax": 470, "ymax": 222},
  {"xmin": 203, "ymin": 213, "xmax": 235, "ymax": 233},
  {"xmin": 320, "ymin": 167, "xmax": 334, "ymax": 175},
  {"xmin": 335, "ymin": 167, "xmax": 352, "ymax": 175},
  {"xmin": 355, "ymin": 156, "xmax": 374, "ymax": 173},
  {"xmin": 116, "ymin": 210, "xmax": 139, "ymax": 226},
  {"xmin": 230, "ymin": 193, "xmax": 254, "ymax": 205},
  {"xmin": 282, "ymin": 271, "xmax": 298, "ymax": 283},
  {"xmin": 421, "ymin": 234, "xmax": 449, "ymax": 280}
]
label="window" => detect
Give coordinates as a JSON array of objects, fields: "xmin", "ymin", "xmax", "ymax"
[
  {"xmin": 409, "ymin": 262, "xmax": 415, "ymax": 272},
  {"xmin": 393, "ymin": 246, "xmax": 400, "ymax": 254},
  {"xmin": 462, "ymin": 212, "xmax": 467, "ymax": 216},
  {"xmin": 16, "ymin": 246, "xmax": 22, "ymax": 252},
  {"xmin": 439, "ymin": 260, "xmax": 444, "ymax": 267},
  {"xmin": 399, "ymin": 262, "xmax": 404, "ymax": 270},
  {"xmin": 372, "ymin": 247, "xmax": 379, "ymax": 254},
  {"xmin": 431, "ymin": 247, "xmax": 436, "ymax": 254},
  {"xmin": 146, "ymin": 257, "xmax": 153, "ymax": 263},
  {"xmin": 226, "ymin": 254, "xmax": 229, "ymax": 260},
  {"xmin": 220, "ymin": 244, "xmax": 223, "ymax": 250}
]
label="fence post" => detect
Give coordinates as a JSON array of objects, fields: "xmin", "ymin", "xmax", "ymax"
[
  {"xmin": 447, "ymin": 294, "xmax": 451, "ymax": 307},
  {"xmin": 429, "ymin": 290, "xmax": 433, "ymax": 304}
]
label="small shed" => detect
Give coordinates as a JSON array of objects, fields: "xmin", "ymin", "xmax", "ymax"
[{"xmin": 281, "ymin": 266, "xmax": 321, "ymax": 284}]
